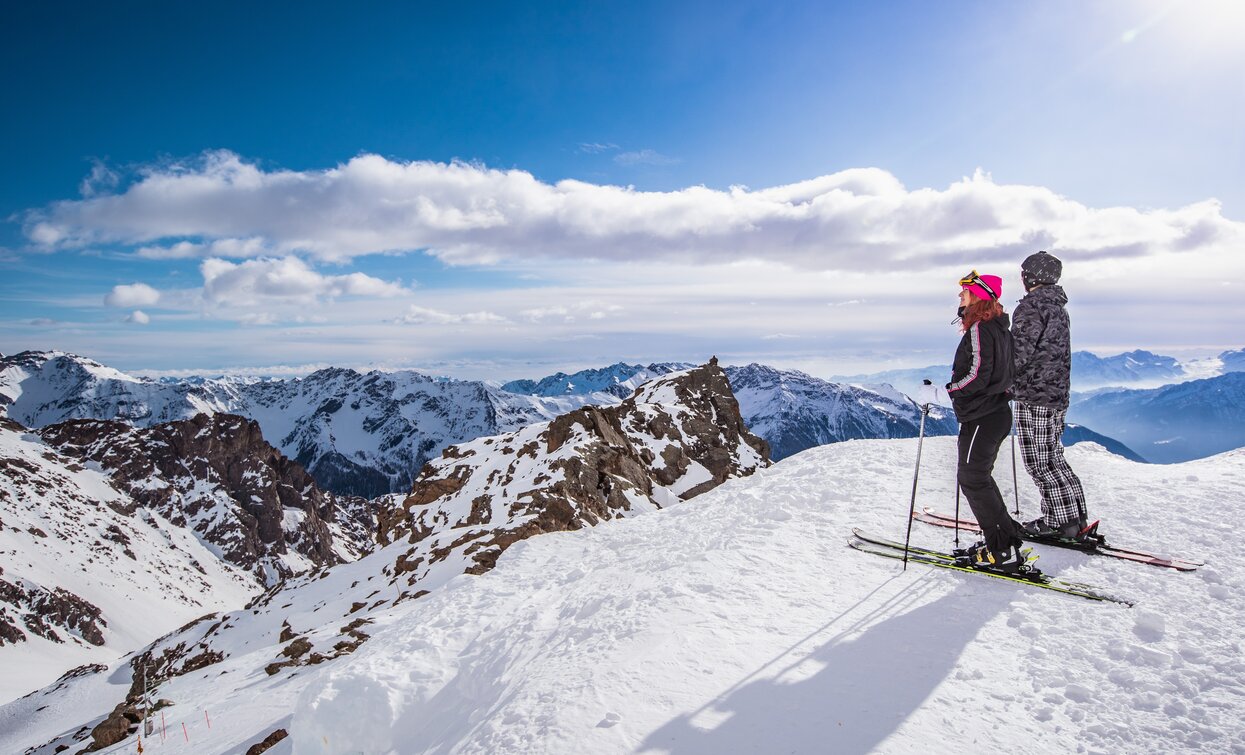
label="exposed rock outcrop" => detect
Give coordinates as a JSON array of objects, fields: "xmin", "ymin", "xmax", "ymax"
[
  {"xmin": 38, "ymin": 413, "xmax": 353, "ymax": 583},
  {"xmin": 246, "ymin": 728, "xmax": 289, "ymax": 755},
  {"xmin": 380, "ymin": 359, "xmax": 769, "ymax": 586},
  {"xmin": 0, "ymin": 577, "xmax": 105, "ymax": 646}
]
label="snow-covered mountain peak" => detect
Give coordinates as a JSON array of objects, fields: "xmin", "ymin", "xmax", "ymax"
[
  {"xmin": 378, "ymin": 360, "xmax": 770, "ymax": 583},
  {"xmin": 724, "ymin": 362, "xmax": 957, "ymax": 460},
  {"xmin": 502, "ymin": 361, "xmax": 692, "ymax": 398}
]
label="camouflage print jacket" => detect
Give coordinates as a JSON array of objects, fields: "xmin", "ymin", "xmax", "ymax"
[{"xmin": 1011, "ymin": 285, "xmax": 1072, "ymax": 409}]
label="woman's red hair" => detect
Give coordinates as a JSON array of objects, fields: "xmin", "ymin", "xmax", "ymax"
[{"xmin": 961, "ymin": 297, "xmax": 1004, "ymax": 331}]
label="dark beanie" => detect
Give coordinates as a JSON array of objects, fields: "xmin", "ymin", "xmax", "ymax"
[{"xmin": 1022, "ymin": 251, "xmax": 1062, "ymax": 287}]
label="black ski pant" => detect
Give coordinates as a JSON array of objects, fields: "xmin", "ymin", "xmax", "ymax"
[{"xmin": 957, "ymin": 403, "xmax": 1023, "ymax": 556}]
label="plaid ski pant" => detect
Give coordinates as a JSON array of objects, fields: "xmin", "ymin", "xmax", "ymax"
[{"xmin": 1015, "ymin": 402, "xmax": 1087, "ymax": 526}]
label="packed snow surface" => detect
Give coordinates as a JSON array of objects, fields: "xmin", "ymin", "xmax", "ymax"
[{"xmin": 3, "ymin": 438, "xmax": 1243, "ymax": 754}]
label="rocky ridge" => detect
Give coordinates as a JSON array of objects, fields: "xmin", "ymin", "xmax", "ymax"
[
  {"xmin": 378, "ymin": 359, "xmax": 769, "ymax": 583},
  {"xmin": 10, "ymin": 360, "xmax": 768, "ymax": 754},
  {"xmin": 37, "ymin": 412, "xmax": 364, "ymax": 584}
]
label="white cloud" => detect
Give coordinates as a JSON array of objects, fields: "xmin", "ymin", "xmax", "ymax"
[
  {"xmin": 520, "ymin": 301, "xmax": 623, "ymax": 323},
  {"xmin": 520, "ymin": 305, "xmax": 571, "ymax": 322},
  {"xmin": 125, "ymin": 310, "xmax": 150, "ymax": 325},
  {"xmin": 135, "ymin": 237, "xmax": 270, "ymax": 260},
  {"xmin": 28, "ymin": 151, "xmax": 1242, "ymax": 270},
  {"xmin": 79, "ymin": 160, "xmax": 119, "ymax": 198},
  {"xmin": 614, "ymin": 149, "xmax": 680, "ymax": 166},
  {"xmin": 578, "ymin": 142, "xmax": 620, "ymax": 154},
  {"xmin": 393, "ymin": 305, "xmax": 508, "ymax": 325},
  {"xmin": 105, "ymin": 282, "xmax": 160, "ymax": 308},
  {"xmin": 239, "ymin": 312, "xmax": 278, "ymax": 326},
  {"xmin": 200, "ymin": 256, "xmax": 407, "ymax": 307}
]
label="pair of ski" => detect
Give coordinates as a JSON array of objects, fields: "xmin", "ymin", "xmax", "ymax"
[
  {"xmin": 912, "ymin": 508, "xmax": 1203, "ymax": 571},
  {"xmin": 848, "ymin": 529, "xmax": 1135, "ymax": 605}
]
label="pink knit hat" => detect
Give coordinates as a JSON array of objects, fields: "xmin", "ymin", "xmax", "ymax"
[{"xmin": 960, "ymin": 271, "xmax": 1002, "ymax": 302}]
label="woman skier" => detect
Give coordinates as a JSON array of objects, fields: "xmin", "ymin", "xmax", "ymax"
[{"xmin": 945, "ymin": 271, "xmax": 1029, "ymax": 572}]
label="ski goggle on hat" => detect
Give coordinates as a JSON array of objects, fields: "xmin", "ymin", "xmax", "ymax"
[{"xmin": 958, "ymin": 270, "xmax": 1001, "ymax": 301}]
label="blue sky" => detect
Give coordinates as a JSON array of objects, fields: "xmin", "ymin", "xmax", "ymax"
[{"xmin": 2, "ymin": 0, "xmax": 1243, "ymax": 379}]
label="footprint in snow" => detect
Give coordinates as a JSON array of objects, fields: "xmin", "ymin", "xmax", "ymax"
[{"xmin": 597, "ymin": 711, "xmax": 622, "ymax": 728}]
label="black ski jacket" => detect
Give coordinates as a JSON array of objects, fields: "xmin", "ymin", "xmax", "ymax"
[
  {"xmin": 1011, "ymin": 285, "xmax": 1071, "ymax": 409},
  {"xmin": 946, "ymin": 314, "xmax": 1014, "ymax": 423}
]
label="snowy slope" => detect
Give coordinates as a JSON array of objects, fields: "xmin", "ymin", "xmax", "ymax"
[
  {"xmin": 0, "ymin": 418, "xmax": 258, "ymax": 704},
  {"xmin": 4, "ymin": 433, "xmax": 1242, "ymax": 754}
]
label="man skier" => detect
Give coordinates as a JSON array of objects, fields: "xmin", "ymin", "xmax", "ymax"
[{"xmin": 1011, "ymin": 251, "xmax": 1090, "ymax": 539}]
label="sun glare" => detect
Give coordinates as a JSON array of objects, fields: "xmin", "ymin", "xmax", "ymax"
[{"xmin": 1125, "ymin": 0, "xmax": 1245, "ymax": 58}]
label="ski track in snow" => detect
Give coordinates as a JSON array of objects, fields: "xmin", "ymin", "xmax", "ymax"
[{"xmin": 3, "ymin": 439, "xmax": 1244, "ymax": 754}]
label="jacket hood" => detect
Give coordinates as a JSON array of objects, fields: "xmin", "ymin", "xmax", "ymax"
[{"xmin": 1025, "ymin": 285, "xmax": 1067, "ymax": 307}]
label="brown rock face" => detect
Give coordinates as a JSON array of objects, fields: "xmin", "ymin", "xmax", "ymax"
[
  {"xmin": 0, "ymin": 577, "xmax": 106, "ymax": 646},
  {"xmin": 380, "ymin": 360, "xmax": 769, "ymax": 589},
  {"xmin": 246, "ymin": 728, "xmax": 289, "ymax": 754},
  {"xmin": 86, "ymin": 703, "xmax": 136, "ymax": 751},
  {"xmin": 39, "ymin": 413, "xmax": 347, "ymax": 583}
]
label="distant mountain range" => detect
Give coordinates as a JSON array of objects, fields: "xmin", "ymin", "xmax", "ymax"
[
  {"xmin": 1069, "ymin": 349, "xmax": 1185, "ymax": 389},
  {"xmin": 0, "ymin": 351, "xmax": 593, "ymax": 498},
  {"xmin": 0, "ymin": 353, "xmax": 959, "ymax": 496},
  {"xmin": 830, "ymin": 347, "xmax": 1244, "ymax": 397},
  {"xmin": 1068, "ymin": 372, "xmax": 1245, "ymax": 464},
  {"xmin": 1221, "ymin": 348, "xmax": 1245, "ymax": 373},
  {"xmin": 12, "ymin": 345, "xmax": 1233, "ymax": 499},
  {"xmin": 501, "ymin": 362, "xmax": 689, "ymax": 398}
]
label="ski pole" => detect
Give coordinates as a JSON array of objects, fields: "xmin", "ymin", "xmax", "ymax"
[
  {"xmin": 902, "ymin": 384, "xmax": 932, "ymax": 570},
  {"xmin": 953, "ymin": 483, "xmax": 962, "ymax": 549},
  {"xmin": 1011, "ymin": 416, "xmax": 1020, "ymax": 517}
]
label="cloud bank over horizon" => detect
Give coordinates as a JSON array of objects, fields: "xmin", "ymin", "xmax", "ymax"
[
  {"xmin": 22, "ymin": 151, "xmax": 1243, "ymax": 272},
  {"xmin": 7, "ymin": 151, "xmax": 1245, "ymax": 378}
]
